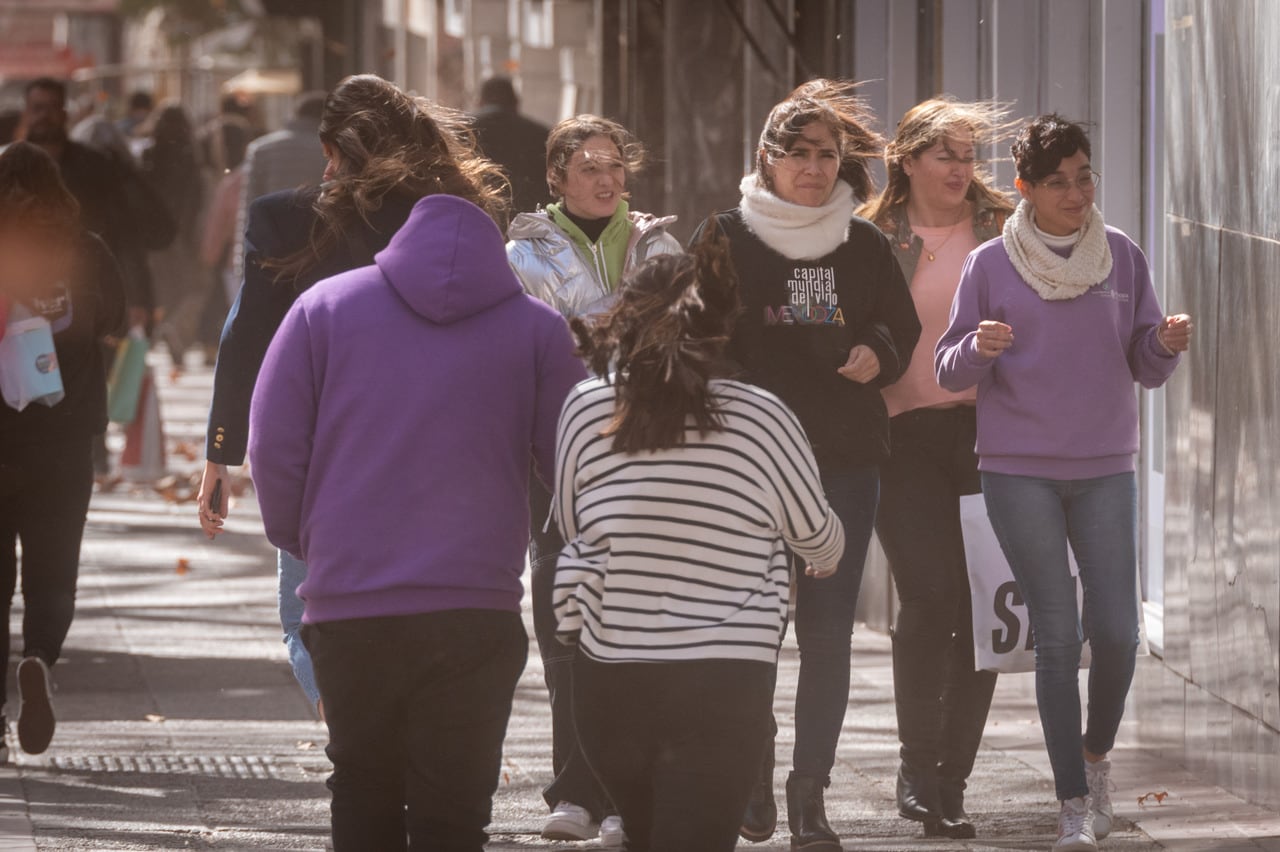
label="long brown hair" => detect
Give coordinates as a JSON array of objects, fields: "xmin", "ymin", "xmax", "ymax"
[
  {"xmin": 0, "ymin": 141, "xmax": 80, "ymax": 302},
  {"xmin": 860, "ymin": 96, "xmax": 1016, "ymax": 227},
  {"xmin": 756, "ymin": 78, "xmax": 882, "ymax": 201},
  {"xmin": 266, "ymin": 74, "xmax": 509, "ymax": 283},
  {"xmin": 570, "ymin": 228, "xmax": 740, "ymax": 454}
]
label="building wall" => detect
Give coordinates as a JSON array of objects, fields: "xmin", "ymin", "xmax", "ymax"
[{"xmin": 1135, "ymin": 0, "xmax": 1280, "ymax": 811}]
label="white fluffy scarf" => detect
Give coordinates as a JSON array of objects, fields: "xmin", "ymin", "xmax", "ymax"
[
  {"xmin": 1002, "ymin": 199, "xmax": 1113, "ymax": 300},
  {"xmin": 738, "ymin": 174, "xmax": 855, "ymax": 260}
]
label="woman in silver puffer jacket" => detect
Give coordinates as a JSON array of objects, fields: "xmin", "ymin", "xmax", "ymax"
[{"xmin": 507, "ymin": 113, "xmax": 681, "ymax": 849}]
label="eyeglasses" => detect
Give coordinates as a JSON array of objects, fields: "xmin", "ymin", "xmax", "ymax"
[{"xmin": 1036, "ymin": 171, "xmax": 1101, "ymax": 195}]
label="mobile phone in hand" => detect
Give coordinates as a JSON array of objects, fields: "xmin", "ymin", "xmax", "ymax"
[{"xmin": 209, "ymin": 479, "xmax": 224, "ymax": 516}]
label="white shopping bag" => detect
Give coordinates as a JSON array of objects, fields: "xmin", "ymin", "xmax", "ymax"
[
  {"xmin": 0, "ymin": 312, "xmax": 64, "ymax": 411},
  {"xmin": 961, "ymin": 493, "xmax": 1149, "ymax": 674}
]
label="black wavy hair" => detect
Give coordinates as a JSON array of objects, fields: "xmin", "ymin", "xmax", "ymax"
[{"xmin": 1011, "ymin": 113, "xmax": 1092, "ymax": 184}]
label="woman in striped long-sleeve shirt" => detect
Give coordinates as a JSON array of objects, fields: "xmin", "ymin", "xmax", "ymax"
[{"xmin": 552, "ymin": 233, "xmax": 845, "ymax": 852}]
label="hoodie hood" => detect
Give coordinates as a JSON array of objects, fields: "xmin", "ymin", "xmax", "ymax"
[{"xmin": 376, "ymin": 194, "xmax": 521, "ymax": 324}]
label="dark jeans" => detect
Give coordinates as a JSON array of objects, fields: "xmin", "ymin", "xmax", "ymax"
[
  {"xmin": 875, "ymin": 407, "xmax": 997, "ymax": 785},
  {"xmin": 789, "ymin": 465, "xmax": 880, "ymax": 783},
  {"xmin": 573, "ymin": 652, "xmax": 773, "ymax": 852},
  {"xmin": 0, "ymin": 438, "xmax": 94, "ymax": 706},
  {"xmin": 303, "ymin": 609, "xmax": 527, "ymax": 852},
  {"xmin": 528, "ymin": 474, "xmax": 611, "ymax": 819}
]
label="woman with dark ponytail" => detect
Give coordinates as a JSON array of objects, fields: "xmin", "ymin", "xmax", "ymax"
[{"xmin": 552, "ymin": 231, "xmax": 845, "ymax": 852}]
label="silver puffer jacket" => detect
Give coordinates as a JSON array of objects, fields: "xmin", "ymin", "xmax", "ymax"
[{"xmin": 506, "ymin": 210, "xmax": 683, "ymax": 318}]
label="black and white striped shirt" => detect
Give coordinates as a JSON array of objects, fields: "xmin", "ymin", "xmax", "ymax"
[{"xmin": 553, "ymin": 377, "xmax": 844, "ymax": 664}]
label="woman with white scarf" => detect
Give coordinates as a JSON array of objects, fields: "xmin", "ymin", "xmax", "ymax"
[
  {"xmin": 936, "ymin": 114, "xmax": 1192, "ymax": 852},
  {"xmin": 692, "ymin": 79, "xmax": 921, "ymax": 851}
]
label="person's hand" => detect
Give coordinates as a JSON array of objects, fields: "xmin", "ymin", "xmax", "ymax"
[
  {"xmin": 837, "ymin": 344, "xmax": 881, "ymax": 383},
  {"xmin": 805, "ymin": 562, "xmax": 838, "ymax": 578},
  {"xmin": 198, "ymin": 460, "xmax": 230, "ymax": 539},
  {"xmin": 1158, "ymin": 314, "xmax": 1193, "ymax": 354},
  {"xmin": 974, "ymin": 320, "xmax": 1014, "ymax": 359}
]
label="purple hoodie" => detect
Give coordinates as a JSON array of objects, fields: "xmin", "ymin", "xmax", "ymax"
[
  {"xmin": 935, "ymin": 227, "xmax": 1180, "ymax": 479},
  {"xmin": 248, "ymin": 194, "xmax": 586, "ymax": 623}
]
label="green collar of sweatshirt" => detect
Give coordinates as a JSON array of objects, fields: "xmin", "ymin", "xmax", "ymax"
[{"xmin": 546, "ymin": 199, "xmax": 633, "ymax": 292}]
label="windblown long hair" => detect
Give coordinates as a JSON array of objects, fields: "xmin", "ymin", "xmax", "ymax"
[
  {"xmin": 860, "ymin": 96, "xmax": 1016, "ymax": 227},
  {"xmin": 266, "ymin": 74, "xmax": 509, "ymax": 284},
  {"xmin": 0, "ymin": 141, "xmax": 80, "ymax": 230},
  {"xmin": 755, "ymin": 78, "xmax": 882, "ymax": 201},
  {"xmin": 570, "ymin": 228, "xmax": 740, "ymax": 454}
]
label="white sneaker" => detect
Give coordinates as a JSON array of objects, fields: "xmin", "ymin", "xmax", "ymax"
[
  {"xmin": 1054, "ymin": 796, "xmax": 1097, "ymax": 851},
  {"xmin": 542, "ymin": 801, "xmax": 599, "ymax": 841},
  {"xmin": 1085, "ymin": 758, "xmax": 1114, "ymax": 839},
  {"xmin": 600, "ymin": 815, "xmax": 626, "ymax": 849}
]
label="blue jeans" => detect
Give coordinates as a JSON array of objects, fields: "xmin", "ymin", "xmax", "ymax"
[
  {"xmin": 789, "ymin": 465, "xmax": 879, "ymax": 783},
  {"xmin": 981, "ymin": 471, "xmax": 1140, "ymax": 801},
  {"xmin": 279, "ymin": 549, "xmax": 320, "ymax": 707}
]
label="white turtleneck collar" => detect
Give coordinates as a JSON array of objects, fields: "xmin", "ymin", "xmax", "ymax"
[
  {"xmin": 1028, "ymin": 207, "xmax": 1082, "ymax": 250},
  {"xmin": 738, "ymin": 173, "xmax": 855, "ymax": 261}
]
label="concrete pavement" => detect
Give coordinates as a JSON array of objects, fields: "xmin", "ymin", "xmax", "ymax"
[{"xmin": 1, "ymin": 353, "xmax": 1277, "ymax": 850}]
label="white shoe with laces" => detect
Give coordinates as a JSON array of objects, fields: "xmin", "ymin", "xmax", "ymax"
[
  {"xmin": 542, "ymin": 801, "xmax": 599, "ymax": 841},
  {"xmin": 1085, "ymin": 758, "xmax": 1114, "ymax": 839},
  {"xmin": 1054, "ymin": 796, "xmax": 1097, "ymax": 851},
  {"xmin": 599, "ymin": 814, "xmax": 626, "ymax": 849}
]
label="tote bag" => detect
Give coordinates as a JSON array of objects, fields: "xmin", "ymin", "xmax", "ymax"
[
  {"xmin": 107, "ymin": 326, "xmax": 149, "ymax": 424},
  {"xmin": 961, "ymin": 493, "xmax": 1147, "ymax": 674},
  {"xmin": 0, "ymin": 311, "xmax": 65, "ymax": 411}
]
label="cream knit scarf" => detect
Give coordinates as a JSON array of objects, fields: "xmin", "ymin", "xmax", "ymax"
[
  {"xmin": 738, "ymin": 174, "xmax": 855, "ymax": 261},
  {"xmin": 1002, "ymin": 199, "xmax": 1113, "ymax": 300}
]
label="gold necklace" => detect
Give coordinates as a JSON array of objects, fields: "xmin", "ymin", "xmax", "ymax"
[{"xmin": 914, "ymin": 205, "xmax": 969, "ymax": 262}]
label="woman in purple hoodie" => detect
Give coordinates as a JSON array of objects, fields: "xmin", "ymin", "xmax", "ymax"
[
  {"xmin": 248, "ymin": 193, "xmax": 584, "ymax": 850},
  {"xmin": 935, "ymin": 114, "xmax": 1192, "ymax": 852}
]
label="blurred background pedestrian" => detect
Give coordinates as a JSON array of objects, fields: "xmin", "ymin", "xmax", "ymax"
[
  {"xmin": 470, "ymin": 75, "xmax": 551, "ymax": 216},
  {"xmin": 0, "ymin": 141, "xmax": 125, "ymax": 760}
]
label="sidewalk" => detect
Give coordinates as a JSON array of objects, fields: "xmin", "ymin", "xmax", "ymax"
[{"xmin": 1, "ymin": 355, "xmax": 1277, "ymax": 850}]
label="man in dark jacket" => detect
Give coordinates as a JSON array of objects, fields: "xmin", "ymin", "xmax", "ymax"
[
  {"xmin": 470, "ymin": 76, "xmax": 552, "ymax": 216},
  {"xmin": 20, "ymin": 77, "xmax": 175, "ymax": 330}
]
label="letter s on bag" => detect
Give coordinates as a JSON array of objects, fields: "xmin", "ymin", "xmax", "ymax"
[{"xmin": 991, "ymin": 580, "xmax": 1023, "ymax": 654}]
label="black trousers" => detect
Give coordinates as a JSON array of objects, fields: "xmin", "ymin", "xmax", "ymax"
[
  {"xmin": 303, "ymin": 609, "xmax": 527, "ymax": 852},
  {"xmin": 0, "ymin": 437, "xmax": 94, "ymax": 706},
  {"xmin": 875, "ymin": 407, "xmax": 997, "ymax": 783},
  {"xmin": 573, "ymin": 652, "xmax": 773, "ymax": 852},
  {"xmin": 528, "ymin": 474, "xmax": 611, "ymax": 819}
]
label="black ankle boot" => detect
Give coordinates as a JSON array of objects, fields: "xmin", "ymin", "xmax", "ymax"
[
  {"xmin": 786, "ymin": 773, "xmax": 841, "ymax": 851},
  {"xmin": 739, "ymin": 746, "xmax": 776, "ymax": 842},
  {"xmin": 932, "ymin": 778, "xmax": 976, "ymax": 839},
  {"xmin": 895, "ymin": 762, "xmax": 939, "ymax": 824}
]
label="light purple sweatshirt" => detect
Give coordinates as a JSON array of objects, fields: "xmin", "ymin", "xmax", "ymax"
[
  {"xmin": 248, "ymin": 194, "xmax": 586, "ymax": 623},
  {"xmin": 935, "ymin": 227, "xmax": 1180, "ymax": 479}
]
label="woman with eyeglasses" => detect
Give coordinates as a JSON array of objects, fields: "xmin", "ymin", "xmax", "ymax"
[
  {"xmin": 936, "ymin": 114, "xmax": 1191, "ymax": 852},
  {"xmin": 693, "ymin": 79, "xmax": 921, "ymax": 850},
  {"xmin": 859, "ymin": 97, "xmax": 1016, "ymax": 840}
]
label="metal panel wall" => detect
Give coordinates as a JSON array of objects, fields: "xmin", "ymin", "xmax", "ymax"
[{"xmin": 1135, "ymin": 0, "xmax": 1280, "ymax": 811}]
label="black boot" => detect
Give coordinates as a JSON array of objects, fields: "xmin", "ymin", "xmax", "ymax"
[
  {"xmin": 931, "ymin": 777, "xmax": 977, "ymax": 839},
  {"xmin": 739, "ymin": 745, "xmax": 776, "ymax": 842},
  {"xmin": 786, "ymin": 773, "xmax": 841, "ymax": 851},
  {"xmin": 895, "ymin": 762, "xmax": 940, "ymax": 824}
]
